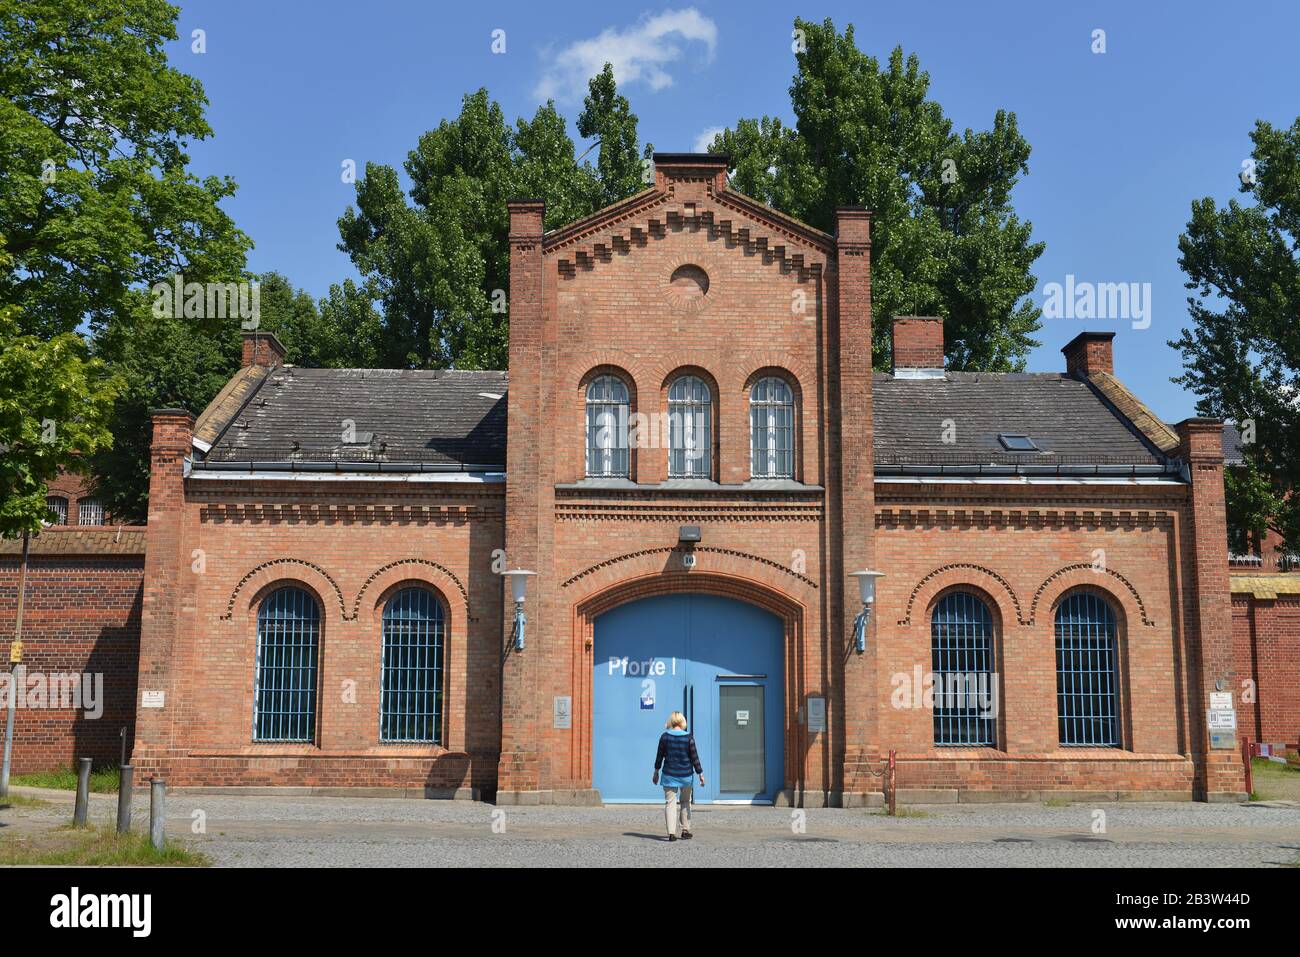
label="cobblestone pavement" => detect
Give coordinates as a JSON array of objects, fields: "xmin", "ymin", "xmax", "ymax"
[{"xmin": 5, "ymin": 787, "xmax": 1298, "ymax": 867}]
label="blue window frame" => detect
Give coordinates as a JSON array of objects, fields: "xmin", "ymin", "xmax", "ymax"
[
  {"xmin": 668, "ymin": 375, "xmax": 712, "ymax": 478},
  {"xmin": 585, "ymin": 374, "xmax": 630, "ymax": 478},
  {"xmin": 930, "ymin": 591, "xmax": 997, "ymax": 746},
  {"xmin": 253, "ymin": 586, "xmax": 320, "ymax": 742},
  {"xmin": 1055, "ymin": 592, "xmax": 1121, "ymax": 747},
  {"xmin": 381, "ymin": 588, "xmax": 446, "ymax": 743}
]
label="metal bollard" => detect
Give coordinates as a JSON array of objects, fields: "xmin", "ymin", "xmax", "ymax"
[
  {"xmin": 73, "ymin": 757, "xmax": 91, "ymax": 826},
  {"xmin": 116, "ymin": 763, "xmax": 133, "ymax": 834},
  {"xmin": 887, "ymin": 749, "xmax": 897, "ymax": 817},
  {"xmin": 149, "ymin": 778, "xmax": 165, "ymax": 851}
]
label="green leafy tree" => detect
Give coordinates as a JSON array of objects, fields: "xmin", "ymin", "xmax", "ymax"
[
  {"xmin": 253, "ymin": 271, "xmax": 327, "ymax": 366},
  {"xmin": 0, "ymin": 245, "xmax": 121, "ymax": 536},
  {"xmin": 0, "ymin": 0, "xmax": 250, "ymax": 338},
  {"xmin": 338, "ymin": 71, "xmax": 647, "ymax": 371},
  {"xmin": 88, "ymin": 289, "xmax": 239, "ymax": 521},
  {"xmin": 88, "ymin": 269, "xmax": 377, "ymax": 521},
  {"xmin": 710, "ymin": 18, "xmax": 1043, "ymax": 370},
  {"xmin": 1170, "ymin": 117, "xmax": 1300, "ymax": 554},
  {"xmin": 338, "ymin": 160, "xmax": 492, "ymax": 368},
  {"xmin": 577, "ymin": 63, "xmax": 650, "ymax": 207},
  {"xmin": 313, "ymin": 279, "xmax": 385, "ymax": 369}
]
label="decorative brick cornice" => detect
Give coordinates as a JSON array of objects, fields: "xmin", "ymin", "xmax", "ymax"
[
  {"xmin": 351, "ymin": 558, "xmax": 468, "ymax": 616},
  {"xmin": 898, "ymin": 563, "xmax": 1027, "ymax": 626},
  {"xmin": 199, "ymin": 503, "xmax": 492, "ymax": 525},
  {"xmin": 555, "ymin": 201, "xmax": 825, "ymax": 282},
  {"xmin": 1030, "ymin": 563, "xmax": 1156, "ymax": 627},
  {"xmin": 556, "ymin": 500, "xmax": 823, "ymax": 522},
  {"xmin": 221, "ymin": 558, "xmax": 347, "ymax": 621},
  {"xmin": 543, "ymin": 187, "xmax": 665, "ymax": 253},
  {"xmin": 561, "ymin": 545, "xmax": 817, "ymax": 589},
  {"xmin": 876, "ymin": 507, "xmax": 1173, "ymax": 532}
]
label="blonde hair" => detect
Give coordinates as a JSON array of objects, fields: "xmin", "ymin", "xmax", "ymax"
[{"xmin": 665, "ymin": 711, "xmax": 687, "ymax": 730}]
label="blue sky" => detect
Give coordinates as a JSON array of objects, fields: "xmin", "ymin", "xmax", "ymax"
[{"xmin": 170, "ymin": 0, "xmax": 1299, "ymax": 421}]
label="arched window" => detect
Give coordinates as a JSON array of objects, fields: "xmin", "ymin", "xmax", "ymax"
[
  {"xmin": 254, "ymin": 586, "xmax": 320, "ymax": 742},
  {"xmin": 77, "ymin": 498, "xmax": 104, "ymax": 525},
  {"xmin": 381, "ymin": 588, "xmax": 446, "ymax": 743},
  {"xmin": 45, "ymin": 496, "xmax": 68, "ymax": 526},
  {"xmin": 668, "ymin": 375, "xmax": 712, "ymax": 478},
  {"xmin": 585, "ymin": 375, "xmax": 630, "ymax": 478},
  {"xmin": 749, "ymin": 377, "xmax": 795, "ymax": 479},
  {"xmin": 1055, "ymin": 592, "xmax": 1120, "ymax": 747},
  {"xmin": 930, "ymin": 591, "xmax": 997, "ymax": 746}
]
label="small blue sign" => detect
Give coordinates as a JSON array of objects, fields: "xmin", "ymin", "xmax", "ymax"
[{"xmin": 640, "ymin": 678, "xmax": 655, "ymax": 710}]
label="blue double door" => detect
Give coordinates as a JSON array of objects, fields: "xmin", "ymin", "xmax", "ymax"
[{"xmin": 592, "ymin": 593, "xmax": 784, "ymax": 804}]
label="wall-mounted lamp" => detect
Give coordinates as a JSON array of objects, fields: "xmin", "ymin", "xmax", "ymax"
[
  {"xmin": 849, "ymin": 570, "xmax": 885, "ymax": 654},
  {"xmin": 503, "ymin": 569, "xmax": 536, "ymax": 651}
]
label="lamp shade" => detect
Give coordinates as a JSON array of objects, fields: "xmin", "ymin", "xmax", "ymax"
[
  {"xmin": 849, "ymin": 570, "xmax": 885, "ymax": 605},
  {"xmin": 503, "ymin": 568, "xmax": 536, "ymax": 604}
]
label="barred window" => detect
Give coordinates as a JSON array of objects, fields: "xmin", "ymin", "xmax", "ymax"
[
  {"xmin": 749, "ymin": 377, "xmax": 794, "ymax": 479},
  {"xmin": 46, "ymin": 496, "xmax": 68, "ymax": 525},
  {"xmin": 931, "ymin": 591, "xmax": 997, "ymax": 746},
  {"xmin": 253, "ymin": 587, "xmax": 320, "ymax": 743},
  {"xmin": 1055, "ymin": 592, "xmax": 1120, "ymax": 747},
  {"xmin": 380, "ymin": 588, "xmax": 446, "ymax": 743},
  {"xmin": 668, "ymin": 375, "xmax": 711, "ymax": 478},
  {"xmin": 77, "ymin": 498, "xmax": 104, "ymax": 525},
  {"xmin": 585, "ymin": 374, "xmax": 630, "ymax": 478}
]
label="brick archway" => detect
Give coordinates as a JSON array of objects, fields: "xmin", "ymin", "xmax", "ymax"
[{"xmin": 568, "ymin": 571, "xmax": 807, "ymax": 793}]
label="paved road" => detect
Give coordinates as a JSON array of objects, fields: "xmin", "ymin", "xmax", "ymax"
[{"xmin": 7, "ymin": 788, "xmax": 1298, "ymax": 867}]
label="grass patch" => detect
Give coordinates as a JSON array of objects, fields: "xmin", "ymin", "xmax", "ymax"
[
  {"xmin": 0, "ymin": 824, "xmax": 209, "ymax": 867},
  {"xmin": 1250, "ymin": 756, "xmax": 1300, "ymax": 802},
  {"xmin": 10, "ymin": 763, "xmax": 120, "ymax": 793},
  {"xmin": 1042, "ymin": 796, "xmax": 1072, "ymax": 807},
  {"xmin": 0, "ymin": 793, "xmax": 49, "ymax": 809}
]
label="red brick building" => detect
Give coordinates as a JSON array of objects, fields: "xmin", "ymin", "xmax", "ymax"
[
  {"xmin": 0, "ymin": 472, "xmax": 143, "ymax": 772},
  {"xmin": 126, "ymin": 154, "xmax": 1247, "ymax": 802},
  {"xmin": 1215, "ymin": 427, "xmax": 1300, "ymax": 749}
]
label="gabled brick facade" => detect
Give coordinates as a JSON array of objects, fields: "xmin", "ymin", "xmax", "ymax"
[{"xmin": 116, "ymin": 154, "xmax": 1247, "ymax": 803}]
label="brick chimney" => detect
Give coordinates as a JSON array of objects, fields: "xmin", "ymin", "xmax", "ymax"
[
  {"xmin": 1062, "ymin": 331, "xmax": 1115, "ymax": 377},
  {"xmin": 652, "ymin": 153, "xmax": 729, "ymax": 194},
  {"xmin": 891, "ymin": 316, "xmax": 945, "ymax": 376},
  {"xmin": 242, "ymin": 330, "xmax": 286, "ymax": 368}
]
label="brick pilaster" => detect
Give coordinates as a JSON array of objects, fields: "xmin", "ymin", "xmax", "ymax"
[
  {"xmin": 1177, "ymin": 418, "xmax": 1248, "ymax": 800},
  {"xmin": 497, "ymin": 200, "xmax": 546, "ymax": 796},
  {"xmin": 131, "ymin": 408, "xmax": 194, "ymax": 779},
  {"xmin": 832, "ymin": 208, "xmax": 880, "ymax": 803}
]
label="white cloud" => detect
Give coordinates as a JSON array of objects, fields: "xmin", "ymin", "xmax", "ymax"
[
  {"xmin": 534, "ymin": 8, "xmax": 718, "ymax": 103},
  {"xmin": 693, "ymin": 126, "xmax": 725, "ymax": 153}
]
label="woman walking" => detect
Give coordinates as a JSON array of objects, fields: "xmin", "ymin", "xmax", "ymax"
[{"xmin": 652, "ymin": 711, "xmax": 705, "ymax": 842}]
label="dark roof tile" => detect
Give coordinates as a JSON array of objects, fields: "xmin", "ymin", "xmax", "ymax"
[
  {"xmin": 872, "ymin": 371, "xmax": 1166, "ymax": 468},
  {"xmin": 204, "ymin": 367, "xmax": 508, "ymax": 468},
  {"xmin": 202, "ymin": 367, "xmax": 1171, "ymax": 473}
]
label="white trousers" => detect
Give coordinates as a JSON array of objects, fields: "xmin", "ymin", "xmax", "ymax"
[{"xmin": 663, "ymin": 785, "xmax": 693, "ymax": 837}]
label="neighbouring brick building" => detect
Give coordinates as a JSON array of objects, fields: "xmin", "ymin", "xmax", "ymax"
[
  {"xmin": 0, "ymin": 471, "xmax": 143, "ymax": 772},
  {"xmin": 1222, "ymin": 426, "xmax": 1300, "ymax": 747},
  {"xmin": 113, "ymin": 154, "xmax": 1251, "ymax": 802}
]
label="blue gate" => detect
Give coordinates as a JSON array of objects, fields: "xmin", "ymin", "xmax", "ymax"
[{"xmin": 592, "ymin": 593, "xmax": 784, "ymax": 804}]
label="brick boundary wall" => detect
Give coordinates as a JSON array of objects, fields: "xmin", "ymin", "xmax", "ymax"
[
  {"xmin": 1231, "ymin": 592, "xmax": 1300, "ymax": 745},
  {"xmin": 0, "ymin": 537, "xmax": 144, "ymax": 773}
]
